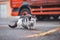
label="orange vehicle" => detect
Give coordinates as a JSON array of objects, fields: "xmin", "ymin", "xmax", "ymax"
[{"xmin": 10, "ymin": 0, "xmax": 60, "ymax": 20}]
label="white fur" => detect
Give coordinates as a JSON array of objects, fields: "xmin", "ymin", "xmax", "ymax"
[
  {"xmin": 17, "ymin": 18, "xmax": 23, "ymax": 27},
  {"xmin": 16, "ymin": 16, "xmax": 36, "ymax": 29}
]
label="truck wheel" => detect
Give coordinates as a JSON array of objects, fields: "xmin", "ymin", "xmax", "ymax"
[
  {"xmin": 19, "ymin": 8, "xmax": 30, "ymax": 16},
  {"xmin": 36, "ymin": 16, "xmax": 45, "ymax": 21},
  {"xmin": 53, "ymin": 16, "xmax": 59, "ymax": 19}
]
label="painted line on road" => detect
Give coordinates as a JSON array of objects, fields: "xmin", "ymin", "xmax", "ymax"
[{"xmin": 24, "ymin": 27, "xmax": 60, "ymax": 38}]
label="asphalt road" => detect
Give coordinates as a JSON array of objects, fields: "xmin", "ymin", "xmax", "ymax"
[{"xmin": 0, "ymin": 17, "xmax": 60, "ymax": 40}]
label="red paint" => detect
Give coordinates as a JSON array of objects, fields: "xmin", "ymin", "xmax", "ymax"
[{"xmin": 10, "ymin": 0, "xmax": 60, "ymax": 16}]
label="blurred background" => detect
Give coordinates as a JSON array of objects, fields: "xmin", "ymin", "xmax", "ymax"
[
  {"xmin": 0, "ymin": 0, "xmax": 60, "ymax": 40},
  {"xmin": 0, "ymin": 0, "xmax": 12, "ymax": 18}
]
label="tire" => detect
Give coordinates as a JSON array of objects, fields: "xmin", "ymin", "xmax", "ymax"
[
  {"xmin": 36, "ymin": 16, "xmax": 45, "ymax": 21},
  {"xmin": 53, "ymin": 16, "xmax": 59, "ymax": 19},
  {"xmin": 19, "ymin": 8, "xmax": 30, "ymax": 16}
]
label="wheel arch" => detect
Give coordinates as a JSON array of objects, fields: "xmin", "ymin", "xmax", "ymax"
[{"xmin": 18, "ymin": 2, "xmax": 31, "ymax": 16}]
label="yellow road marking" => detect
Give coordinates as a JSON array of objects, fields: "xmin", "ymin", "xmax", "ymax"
[{"xmin": 25, "ymin": 27, "xmax": 60, "ymax": 38}]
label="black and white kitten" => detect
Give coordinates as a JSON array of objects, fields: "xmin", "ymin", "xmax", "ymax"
[{"xmin": 8, "ymin": 14, "xmax": 36, "ymax": 29}]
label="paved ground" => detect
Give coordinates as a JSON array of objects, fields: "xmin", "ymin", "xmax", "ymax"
[{"xmin": 0, "ymin": 17, "xmax": 60, "ymax": 40}]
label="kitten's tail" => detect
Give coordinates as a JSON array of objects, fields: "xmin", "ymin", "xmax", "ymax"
[{"xmin": 8, "ymin": 23, "xmax": 17, "ymax": 28}]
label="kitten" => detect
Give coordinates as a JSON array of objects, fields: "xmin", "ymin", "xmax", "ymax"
[{"xmin": 8, "ymin": 14, "xmax": 36, "ymax": 29}]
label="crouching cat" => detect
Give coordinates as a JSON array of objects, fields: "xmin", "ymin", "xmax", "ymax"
[{"xmin": 8, "ymin": 14, "xmax": 36, "ymax": 29}]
